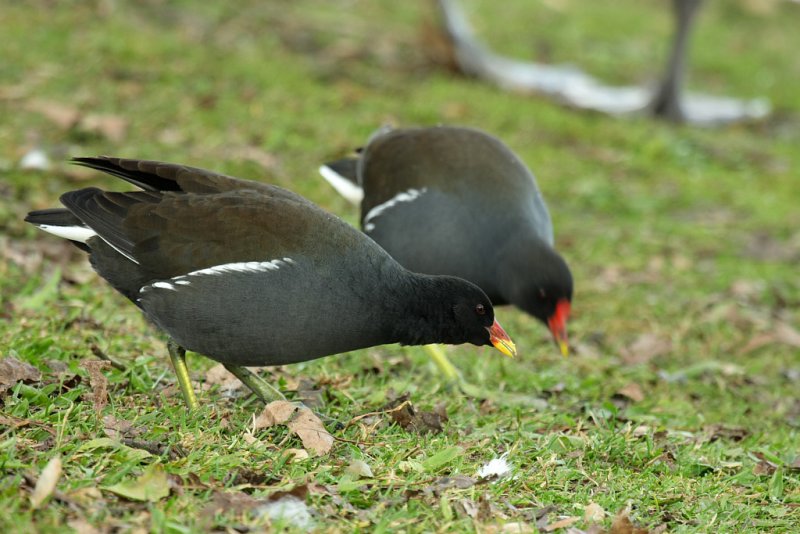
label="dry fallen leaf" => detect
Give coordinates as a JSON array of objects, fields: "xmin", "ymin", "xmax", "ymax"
[
  {"xmin": 609, "ymin": 509, "xmax": 651, "ymax": 534},
  {"xmin": 287, "ymin": 406, "xmax": 334, "ymax": 456},
  {"xmin": 740, "ymin": 322, "xmax": 800, "ymax": 355},
  {"xmin": 775, "ymin": 322, "xmax": 800, "ymax": 347},
  {"xmin": 499, "ymin": 522, "xmax": 534, "ymax": 533},
  {"xmin": 382, "ymin": 393, "xmax": 448, "ymax": 434},
  {"xmin": 254, "ymin": 400, "xmax": 298, "ymax": 428},
  {"xmin": 345, "ymin": 459, "xmax": 374, "ymax": 479},
  {"xmin": 83, "ymin": 360, "xmax": 111, "ymax": 413},
  {"xmin": 584, "ymin": 501, "xmax": 606, "ymax": 522},
  {"xmin": 615, "ymin": 383, "xmax": 645, "ymax": 403},
  {"xmin": 203, "ymin": 363, "xmax": 244, "ymax": 394},
  {"xmin": 103, "ymin": 415, "xmax": 138, "ymax": 440},
  {"xmin": 0, "ymin": 356, "xmax": 42, "ymax": 395},
  {"xmin": 27, "ymin": 99, "xmax": 80, "ymax": 129},
  {"xmin": 620, "ymin": 333, "xmax": 672, "ymax": 364},
  {"xmin": 103, "ymin": 463, "xmax": 170, "ymax": 502},
  {"xmin": 80, "ymin": 113, "xmax": 128, "ymax": 143},
  {"xmin": 66, "ymin": 519, "xmax": 101, "ymax": 534},
  {"xmin": 455, "ymin": 498, "xmax": 479, "ymax": 519},
  {"xmin": 253, "ymin": 401, "xmax": 333, "ymax": 456},
  {"xmin": 542, "ymin": 516, "xmax": 580, "ymax": 532},
  {"xmin": 30, "ymin": 456, "xmax": 62, "ymax": 509},
  {"xmin": 284, "ymin": 448, "xmax": 310, "ymax": 462}
]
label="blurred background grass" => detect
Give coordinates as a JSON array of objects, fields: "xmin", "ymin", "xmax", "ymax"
[{"xmin": 1, "ymin": 0, "xmax": 799, "ymax": 531}]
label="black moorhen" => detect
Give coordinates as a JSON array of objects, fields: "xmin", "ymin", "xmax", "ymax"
[
  {"xmin": 25, "ymin": 157, "xmax": 516, "ymax": 410},
  {"xmin": 320, "ymin": 126, "xmax": 572, "ymax": 382}
]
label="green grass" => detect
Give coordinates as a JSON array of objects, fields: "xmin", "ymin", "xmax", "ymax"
[{"xmin": 2, "ymin": 0, "xmax": 799, "ymax": 531}]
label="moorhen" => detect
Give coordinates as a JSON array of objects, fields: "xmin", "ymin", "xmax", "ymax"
[
  {"xmin": 321, "ymin": 126, "xmax": 571, "ymax": 384},
  {"xmin": 26, "ymin": 156, "xmax": 517, "ymax": 409}
]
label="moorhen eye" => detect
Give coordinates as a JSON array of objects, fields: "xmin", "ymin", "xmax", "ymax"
[{"xmin": 475, "ymin": 303, "xmax": 486, "ymax": 315}]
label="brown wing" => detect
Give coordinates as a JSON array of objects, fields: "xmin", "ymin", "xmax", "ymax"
[{"xmin": 61, "ymin": 185, "xmax": 344, "ymax": 280}]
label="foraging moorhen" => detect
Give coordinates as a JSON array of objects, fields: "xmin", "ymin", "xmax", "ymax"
[
  {"xmin": 26, "ymin": 157, "xmax": 516, "ymax": 409},
  {"xmin": 321, "ymin": 126, "xmax": 572, "ymax": 375}
]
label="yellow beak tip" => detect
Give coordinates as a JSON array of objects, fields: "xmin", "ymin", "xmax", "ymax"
[
  {"xmin": 493, "ymin": 340, "xmax": 517, "ymax": 358},
  {"xmin": 559, "ymin": 341, "xmax": 569, "ymax": 357}
]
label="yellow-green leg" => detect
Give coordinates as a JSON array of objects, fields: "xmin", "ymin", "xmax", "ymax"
[
  {"xmin": 167, "ymin": 340, "xmax": 198, "ymax": 410},
  {"xmin": 423, "ymin": 344, "xmax": 461, "ymax": 383},
  {"xmin": 423, "ymin": 344, "xmax": 542, "ymax": 405},
  {"xmin": 423, "ymin": 344, "xmax": 486, "ymax": 398},
  {"xmin": 223, "ymin": 364, "xmax": 286, "ymax": 403}
]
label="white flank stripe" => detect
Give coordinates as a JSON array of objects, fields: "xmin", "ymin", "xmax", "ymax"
[
  {"xmin": 363, "ymin": 188, "xmax": 427, "ymax": 232},
  {"xmin": 186, "ymin": 258, "xmax": 294, "ymax": 277},
  {"xmin": 151, "ymin": 282, "xmax": 177, "ymax": 291},
  {"xmin": 37, "ymin": 224, "xmax": 96, "ymax": 244},
  {"xmin": 141, "ymin": 258, "xmax": 294, "ymax": 294},
  {"xmin": 319, "ymin": 164, "xmax": 364, "ymax": 205}
]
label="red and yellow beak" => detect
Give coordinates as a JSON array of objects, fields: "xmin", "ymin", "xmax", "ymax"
[
  {"xmin": 547, "ymin": 299, "xmax": 571, "ymax": 356},
  {"xmin": 487, "ymin": 319, "xmax": 517, "ymax": 358}
]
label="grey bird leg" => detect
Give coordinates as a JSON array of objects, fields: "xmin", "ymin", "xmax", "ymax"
[
  {"xmin": 167, "ymin": 339, "xmax": 199, "ymax": 410},
  {"xmin": 223, "ymin": 364, "xmax": 286, "ymax": 403},
  {"xmin": 650, "ymin": 0, "xmax": 703, "ymax": 121}
]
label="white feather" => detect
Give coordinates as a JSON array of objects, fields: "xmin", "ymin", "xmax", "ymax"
[
  {"xmin": 319, "ymin": 164, "xmax": 363, "ymax": 205},
  {"xmin": 151, "ymin": 282, "xmax": 177, "ymax": 291},
  {"xmin": 36, "ymin": 224, "xmax": 96, "ymax": 244},
  {"xmin": 476, "ymin": 453, "xmax": 513, "ymax": 479}
]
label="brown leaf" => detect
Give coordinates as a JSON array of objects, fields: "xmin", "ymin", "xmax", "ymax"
[
  {"xmin": 620, "ymin": 334, "xmax": 672, "ymax": 364},
  {"xmin": 253, "ymin": 401, "xmax": 333, "ymax": 456},
  {"xmin": 103, "ymin": 415, "xmax": 137, "ymax": 440},
  {"xmin": 740, "ymin": 322, "xmax": 800, "ymax": 355},
  {"xmin": 284, "ymin": 448, "xmax": 310, "ymax": 462},
  {"xmin": 66, "ymin": 519, "xmax": 101, "ymax": 534},
  {"xmin": 738, "ymin": 332, "xmax": 776, "ymax": 355},
  {"xmin": 704, "ymin": 424, "xmax": 748, "ymax": 442},
  {"xmin": 27, "ymin": 99, "xmax": 80, "ymax": 129},
  {"xmin": 753, "ymin": 460, "xmax": 777, "ymax": 476},
  {"xmin": 382, "ymin": 393, "xmax": 448, "ymax": 434},
  {"xmin": 543, "ymin": 516, "xmax": 580, "ymax": 532},
  {"xmin": 609, "ymin": 509, "xmax": 651, "ymax": 534},
  {"xmin": 287, "ymin": 406, "xmax": 333, "ymax": 456},
  {"xmin": 477, "ymin": 493, "xmax": 494, "ymax": 522},
  {"xmin": 30, "ymin": 456, "xmax": 62, "ymax": 509},
  {"xmin": 83, "ymin": 360, "xmax": 111, "ymax": 413},
  {"xmin": 253, "ymin": 400, "xmax": 298, "ymax": 429},
  {"xmin": 454, "ymin": 498, "xmax": 479, "ymax": 519},
  {"xmin": 203, "ymin": 364, "xmax": 243, "ymax": 394},
  {"xmin": 79, "ymin": 114, "xmax": 128, "ymax": 143},
  {"xmin": 775, "ymin": 322, "xmax": 800, "ymax": 347},
  {"xmin": 0, "ymin": 356, "xmax": 41, "ymax": 395},
  {"xmin": 615, "ymin": 383, "xmax": 645, "ymax": 403},
  {"xmin": 203, "ymin": 490, "xmax": 264, "ymax": 518},
  {"xmin": 584, "ymin": 502, "xmax": 606, "ymax": 522}
]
